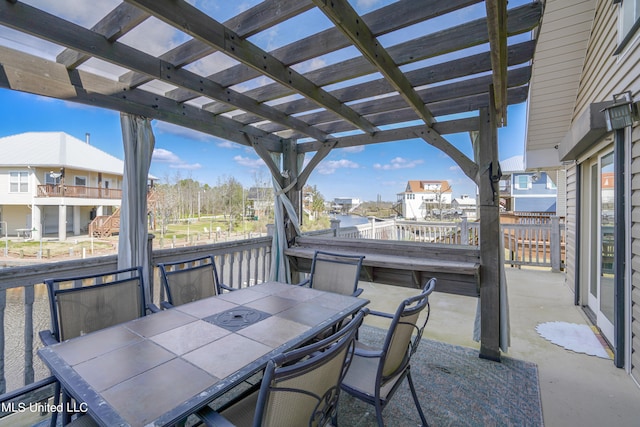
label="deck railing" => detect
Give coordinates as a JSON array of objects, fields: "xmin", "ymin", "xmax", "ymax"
[
  {"xmin": 0, "ymin": 236, "xmax": 272, "ymax": 395},
  {"xmin": 331, "ymin": 217, "xmax": 564, "ymax": 270},
  {"xmin": 36, "ymin": 184, "xmax": 122, "ymax": 199}
]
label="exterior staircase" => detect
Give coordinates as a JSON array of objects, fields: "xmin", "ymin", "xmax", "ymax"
[
  {"xmin": 88, "ymin": 187, "xmax": 158, "ymax": 238},
  {"xmin": 89, "ymin": 208, "xmax": 120, "ymax": 238}
]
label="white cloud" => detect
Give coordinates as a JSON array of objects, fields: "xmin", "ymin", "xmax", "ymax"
[
  {"xmin": 152, "ymin": 148, "xmax": 181, "ymax": 163},
  {"xmin": 342, "ymin": 146, "xmax": 365, "ymax": 153},
  {"xmin": 217, "ymin": 140, "xmax": 238, "ymax": 149},
  {"xmin": 318, "ymin": 159, "xmax": 360, "ymax": 175},
  {"xmin": 373, "ymin": 157, "xmax": 424, "ymax": 170},
  {"xmin": 234, "ymin": 155, "xmax": 265, "ymax": 169},
  {"xmin": 153, "ymin": 148, "xmax": 201, "ymax": 170}
]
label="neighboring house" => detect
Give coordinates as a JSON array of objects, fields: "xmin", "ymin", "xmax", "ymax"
[
  {"xmin": 451, "ymin": 195, "xmax": 477, "ymax": 219},
  {"xmin": 333, "ymin": 197, "xmax": 361, "ymax": 214},
  {"xmin": 0, "ymin": 132, "xmax": 123, "ymax": 241},
  {"xmin": 397, "ymin": 180, "xmax": 452, "ymax": 220},
  {"xmin": 499, "ymin": 155, "xmax": 558, "ymax": 214},
  {"xmin": 246, "ymin": 186, "xmax": 273, "ymax": 219},
  {"xmin": 524, "ymin": 0, "xmax": 640, "ymax": 380}
]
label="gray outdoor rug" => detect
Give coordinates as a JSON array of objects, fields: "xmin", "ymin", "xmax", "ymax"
[{"xmin": 338, "ymin": 325, "xmax": 544, "ymax": 427}]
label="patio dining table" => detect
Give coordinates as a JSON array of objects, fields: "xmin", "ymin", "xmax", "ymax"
[{"xmin": 38, "ymin": 281, "xmax": 369, "ymax": 427}]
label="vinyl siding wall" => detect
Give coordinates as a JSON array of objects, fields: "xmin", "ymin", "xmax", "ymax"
[{"xmin": 570, "ymin": 1, "xmax": 640, "ymax": 380}]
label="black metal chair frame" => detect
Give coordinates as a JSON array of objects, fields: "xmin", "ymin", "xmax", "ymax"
[
  {"xmin": 158, "ymin": 254, "xmax": 234, "ymax": 309},
  {"xmin": 40, "ymin": 266, "xmax": 147, "ymax": 345},
  {"xmin": 38, "ymin": 266, "xmax": 147, "ymax": 427},
  {"xmin": 197, "ymin": 309, "xmax": 367, "ymax": 427},
  {"xmin": 300, "ymin": 250, "xmax": 365, "ymax": 297},
  {"xmin": 341, "ymin": 278, "xmax": 436, "ymax": 427}
]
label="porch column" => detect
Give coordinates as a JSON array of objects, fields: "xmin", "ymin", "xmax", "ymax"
[
  {"xmin": 478, "ymin": 105, "xmax": 501, "ymax": 361},
  {"xmin": 96, "ymin": 205, "xmax": 104, "ymax": 216},
  {"xmin": 58, "ymin": 205, "xmax": 67, "ymax": 241},
  {"xmin": 31, "ymin": 205, "xmax": 42, "ymax": 241},
  {"xmin": 73, "ymin": 206, "xmax": 81, "ymax": 235}
]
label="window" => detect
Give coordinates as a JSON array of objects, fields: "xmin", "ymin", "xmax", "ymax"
[
  {"xmin": 546, "ymin": 175, "xmax": 557, "ymax": 190},
  {"xmin": 75, "ymin": 176, "xmax": 87, "ymax": 186},
  {"xmin": 616, "ymin": 0, "xmax": 640, "ymax": 54},
  {"xmin": 9, "ymin": 171, "xmax": 29, "ymax": 193},
  {"xmin": 515, "ymin": 175, "xmax": 531, "ymax": 190},
  {"xmin": 45, "ymin": 171, "xmax": 62, "ymax": 185}
]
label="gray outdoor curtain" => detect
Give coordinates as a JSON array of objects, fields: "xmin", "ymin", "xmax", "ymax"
[
  {"xmin": 117, "ymin": 113, "xmax": 155, "ymax": 303},
  {"xmin": 269, "ymin": 152, "xmax": 303, "ymax": 283}
]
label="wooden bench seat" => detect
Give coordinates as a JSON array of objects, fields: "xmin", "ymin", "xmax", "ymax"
[{"xmin": 285, "ymin": 236, "xmax": 480, "ymax": 297}]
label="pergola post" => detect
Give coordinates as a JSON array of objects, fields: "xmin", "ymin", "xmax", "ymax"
[{"xmin": 478, "ymin": 105, "xmax": 501, "ymax": 361}]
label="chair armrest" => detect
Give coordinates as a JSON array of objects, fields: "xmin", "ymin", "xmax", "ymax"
[
  {"xmin": 353, "ymin": 288, "xmax": 364, "ymax": 297},
  {"xmin": 196, "ymin": 406, "xmax": 236, "ymax": 427},
  {"xmin": 39, "ymin": 330, "xmax": 58, "ymax": 346},
  {"xmin": 297, "ymin": 278, "xmax": 310, "ymax": 287},
  {"xmin": 160, "ymin": 301, "xmax": 174, "ymax": 310},
  {"xmin": 353, "ymin": 347, "xmax": 383, "ymax": 358},
  {"xmin": 219, "ymin": 283, "xmax": 236, "ymax": 292},
  {"xmin": 367, "ymin": 309, "xmax": 393, "ymax": 319},
  {"xmin": 147, "ymin": 303, "xmax": 161, "ymax": 313}
]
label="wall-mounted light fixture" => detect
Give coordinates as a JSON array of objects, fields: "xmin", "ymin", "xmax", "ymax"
[{"xmin": 602, "ymin": 91, "xmax": 638, "ymax": 131}]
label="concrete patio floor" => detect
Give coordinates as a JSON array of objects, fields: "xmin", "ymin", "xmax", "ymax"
[{"xmin": 359, "ymin": 267, "xmax": 640, "ymax": 426}]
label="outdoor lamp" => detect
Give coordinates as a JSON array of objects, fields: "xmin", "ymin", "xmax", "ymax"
[{"xmin": 602, "ymin": 91, "xmax": 638, "ymax": 131}]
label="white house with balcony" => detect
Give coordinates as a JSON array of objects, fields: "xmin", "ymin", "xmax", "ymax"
[
  {"xmin": 397, "ymin": 180, "xmax": 452, "ymax": 220},
  {"xmin": 0, "ymin": 132, "xmax": 124, "ymax": 241}
]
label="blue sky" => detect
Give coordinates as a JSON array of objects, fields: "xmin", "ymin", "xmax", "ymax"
[{"xmin": 0, "ymin": 0, "xmax": 530, "ymax": 202}]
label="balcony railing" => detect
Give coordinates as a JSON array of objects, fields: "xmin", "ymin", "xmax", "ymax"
[{"xmin": 36, "ymin": 184, "xmax": 122, "ymax": 199}]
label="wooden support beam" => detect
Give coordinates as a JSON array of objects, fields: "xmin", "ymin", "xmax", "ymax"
[
  {"xmin": 313, "ymin": 0, "xmax": 436, "ymax": 126},
  {"xmin": 0, "ymin": 1, "xmax": 329, "ymax": 142},
  {"xmin": 125, "ymin": 0, "xmax": 379, "ymax": 135},
  {"xmin": 414, "ymin": 129, "xmax": 479, "ymax": 182},
  {"xmin": 0, "ymin": 45, "xmax": 282, "ymax": 150},
  {"xmin": 246, "ymin": 135, "xmax": 284, "ymax": 188},
  {"xmin": 119, "ymin": 0, "xmax": 313, "ymax": 88},
  {"xmin": 477, "ymin": 102, "xmax": 502, "ymax": 361},
  {"xmin": 486, "ymin": 0, "xmax": 509, "ymax": 126},
  {"xmin": 297, "ymin": 141, "xmax": 338, "ymax": 190}
]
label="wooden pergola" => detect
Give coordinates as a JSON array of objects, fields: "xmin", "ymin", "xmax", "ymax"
[{"xmin": 0, "ymin": 0, "xmax": 542, "ymax": 360}]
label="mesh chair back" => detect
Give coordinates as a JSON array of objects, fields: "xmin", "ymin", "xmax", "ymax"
[
  {"xmin": 255, "ymin": 310, "xmax": 365, "ymax": 427},
  {"xmin": 380, "ymin": 278, "xmax": 435, "ymax": 381},
  {"xmin": 159, "ymin": 255, "xmax": 221, "ymax": 306},
  {"xmin": 45, "ymin": 267, "xmax": 145, "ymax": 342},
  {"xmin": 309, "ymin": 251, "xmax": 364, "ymax": 296}
]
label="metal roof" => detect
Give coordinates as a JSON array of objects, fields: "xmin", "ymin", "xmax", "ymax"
[
  {"xmin": 0, "ymin": 0, "xmax": 542, "ymax": 186},
  {"xmin": 0, "ymin": 131, "xmax": 124, "ymax": 174}
]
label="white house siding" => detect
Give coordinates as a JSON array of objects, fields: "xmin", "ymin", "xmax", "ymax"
[
  {"xmin": 564, "ymin": 164, "xmax": 578, "ymax": 300},
  {"xmin": 631, "ymin": 125, "xmax": 640, "ymax": 384},
  {"xmin": 566, "ymin": 1, "xmax": 640, "ymax": 379}
]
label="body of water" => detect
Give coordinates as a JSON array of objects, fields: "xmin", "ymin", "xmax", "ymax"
[{"xmin": 332, "ymin": 215, "xmax": 369, "ymax": 228}]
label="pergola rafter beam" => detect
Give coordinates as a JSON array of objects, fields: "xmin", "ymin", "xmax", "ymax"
[
  {"xmin": 0, "ymin": 45, "xmax": 282, "ymax": 150},
  {"xmin": 119, "ymin": 0, "xmax": 313, "ymax": 88},
  {"xmin": 296, "ymin": 118, "xmax": 480, "ymax": 153},
  {"xmin": 167, "ymin": 0, "xmax": 483, "ymax": 104},
  {"xmin": 125, "ymin": 0, "xmax": 379, "ymax": 135},
  {"xmin": 0, "ymin": 1, "xmax": 329, "ymax": 142},
  {"xmin": 57, "ymin": 3, "xmax": 149, "ymax": 69},
  {"xmin": 486, "ymin": 0, "xmax": 509, "ymax": 125},
  {"xmin": 313, "ymin": 0, "xmax": 436, "ymax": 127}
]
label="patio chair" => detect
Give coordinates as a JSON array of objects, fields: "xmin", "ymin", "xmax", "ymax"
[
  {"xmin": 158, "ymin": 255, "xmax": 233, "ymax": 308},
  {"xmin": 38, "ymin": 266, "xmax": 148, "ymax": 427},
  {"xmin": 299, "ymin": 250, "xmax": 365, "ymax": 297},
  {"xmin": 196, "ymin": 309, "xmax": 367, "ymax": 427},
  {"xmin": 39, "ymin": 266, "xmax": 148, "ymax": 344},
  {"xmin": 340, "ymin": 277, "xmax": 436, "ymax": 427}
]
